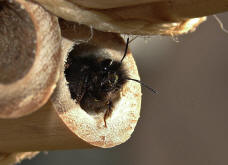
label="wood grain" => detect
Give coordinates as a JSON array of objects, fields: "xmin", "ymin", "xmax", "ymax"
[
  {"xmin": 33, "ymin": 0, "xmax": 226, "ymax": 35},
  {"xmin": 0, "ymin": 102, "xmax": 92, "ymax": 152}
]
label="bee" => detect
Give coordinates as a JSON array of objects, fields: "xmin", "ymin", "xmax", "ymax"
[{"xmin": 64, "ymin": 38, "xmax": 156, "ymax": 127}]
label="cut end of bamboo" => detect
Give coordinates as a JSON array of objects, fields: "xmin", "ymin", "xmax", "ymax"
[
  {"xmin": 164, "ymin": 17, "xmax": 207, "ymax": 36},
  {"xmin": 51, "ymin": 26, "xmax": 142, "ymax": 148},
  {"xmin": 0, "ymin": 0, "xmax": 62, "ymax": 118}
]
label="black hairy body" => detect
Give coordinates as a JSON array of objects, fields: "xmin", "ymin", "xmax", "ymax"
[{"xmin": 64, "ymin": 51, "xmax": 128, "ymax": 127}]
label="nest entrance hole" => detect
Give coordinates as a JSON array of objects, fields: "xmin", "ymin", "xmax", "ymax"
[
  {"xmin": 64, "ymin": 44, "xmax": 121, "ymax": 117},
  {"xmin": 0, "ymin": 1, "xmax": 36, "ymax": 84}
]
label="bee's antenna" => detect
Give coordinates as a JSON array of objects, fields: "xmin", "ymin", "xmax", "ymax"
[
  {"xmin": 120, "ymin": 38, "xmax": 130, "ymax": 63},
  {"xmin": 126, "ymin": 78, "xmax": 157, "ymax": 94}
]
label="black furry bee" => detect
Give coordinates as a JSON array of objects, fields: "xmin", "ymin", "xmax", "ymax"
[{"xmin": 64, "ymin": 38, "xmax": 156, "ymax": 127}]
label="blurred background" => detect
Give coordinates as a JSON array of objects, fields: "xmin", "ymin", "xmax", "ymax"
[{"xmin": 22, "ymin": 13, "xmax": 228, "ymax": 165}]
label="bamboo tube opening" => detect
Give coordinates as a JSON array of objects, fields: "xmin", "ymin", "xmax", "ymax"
[
  {"xmin": 0, "ymin": 0, "xmax": 62, "ymax": 118},
  {"xmin": 0, "ymin": 1, "xmax": 36, "ymax": 84},
  {"xmin": 64, "ymin": 43, "xmax": 123, "ymax": 118},
  {"xmin": 51, "ymin": 29, "xmax": 142, "ymax": 148}
]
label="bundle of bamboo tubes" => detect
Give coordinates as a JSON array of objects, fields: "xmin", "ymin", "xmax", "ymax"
[{"xmin": 0, "ymin": 0, "xmax": 227, "ymax": 164}]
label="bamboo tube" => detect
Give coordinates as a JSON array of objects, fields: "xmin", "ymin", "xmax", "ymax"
[
  {"xmin": 0, "ymin": 0, "xmax": 62, "ymax": 118},
  {"xmin": 53, "ymin": 22, "xmax": 142, "ymax": 148},
  {"xmin": 0, "ymin": 102, "xmax": 92, "ymax": 152},
  {"xmin": 32, "ymin": 0, "xmax": 214, "ymax": 35},
  {"xmin": 0, "ymin": 23, "xmax": 141, "ymax": 152},
  {"xmin": 67, "ymin": 0, "xmax": 228, "ymax": 14}
]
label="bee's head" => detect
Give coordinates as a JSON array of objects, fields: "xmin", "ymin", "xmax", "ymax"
[
  {"xmin": 98, "ymin": 59, "xmax": 126, "ymax": 93},
  {"xmin": 94, "ymin": 38, "xmax": 130, "ymax": 96},
  {"xmin": 97, "ymin": 37, "xmax": 157, "ymax": 95}
]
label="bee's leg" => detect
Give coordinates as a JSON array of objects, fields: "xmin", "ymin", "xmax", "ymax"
[{"xmin": 104, "ymin": 101, "xmax": 113, "ymax": 127}]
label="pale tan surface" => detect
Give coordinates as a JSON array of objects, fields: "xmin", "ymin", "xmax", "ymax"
[
  {"xmin": 33, "ymin": 0, "xmax": 208, "ymax": 35},
  {"xmin": 0, "ymin": 102, "xmax": 92, "ymax": 152}
]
